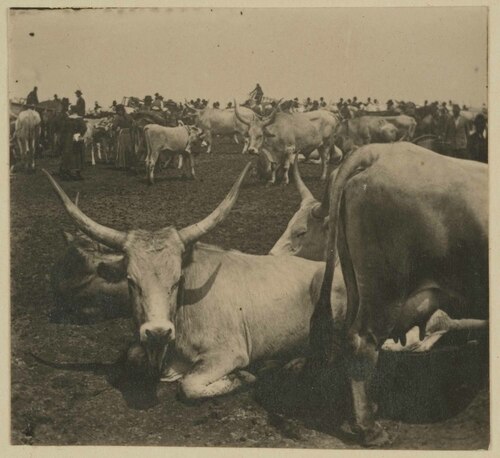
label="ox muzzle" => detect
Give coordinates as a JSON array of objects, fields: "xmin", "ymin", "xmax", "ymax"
[{"xmin": 139, "ymin": 320, "xmax": 175, "ymax": 379}]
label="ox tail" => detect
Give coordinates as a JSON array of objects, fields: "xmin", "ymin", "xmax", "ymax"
[{"xmin": 309, "ymin": 146, "xmax": 378, "ymax": 368}]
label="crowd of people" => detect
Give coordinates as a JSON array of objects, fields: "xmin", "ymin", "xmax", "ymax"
[{"xmin": 14, "ymin": 83, "xmax": 488, "ymax": 180}]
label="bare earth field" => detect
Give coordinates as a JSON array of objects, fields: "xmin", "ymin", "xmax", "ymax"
[{"xmin": 10, "ymin": 139, "xmax": 489, "ymax": 449}]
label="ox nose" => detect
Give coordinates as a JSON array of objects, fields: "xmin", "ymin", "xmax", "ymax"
[
  {"xmin": 140, "ymin": 321, "xmax": 175, "ymax": 343},
  {"xmin": 248, "ymin": 147, "xmax": 258, "ymax": 155},
  {"xmin": 139, "ymin": 321, "xmax": 175, "ymax": 379}
]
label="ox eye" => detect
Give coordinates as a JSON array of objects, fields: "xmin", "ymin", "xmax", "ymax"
[{"xmin": 294, "ymin": 231, "xmax": 307, "ymax": 238}]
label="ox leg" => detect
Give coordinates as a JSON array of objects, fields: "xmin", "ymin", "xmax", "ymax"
[
  {"xmin": 267, "ymin": 163, "xmax": 277, "ymax": 186},
  {"xmin": 318, "ymin": 145, "xmax": 330, "ymax": 181},
  {"xmin": 241, "ymin": 136, "xmax": 249, "ymax": 154},
  {"xmin": 177, "ymin": 154, "xmax": 183, "ymax": 170},
  {"xmin": 90, "ymin": 143, "xmax": 96, "ymax": 166},
  {"xmin": 179, "ymin": 353, "xmax": 254, "ymax": 400},
  {"xmin": 146, "ymin": 156, "xmax": 156, "ymax": 185},
  {"xmin": 346, "ymin": 328, "xmax": 390, "ymax": 447},
  {"xmin": 206, "ymin": 134, "xmax": 212, "ymax": 154},
  {"xmin": 187, "ymin": 154, "xmax": 196, "ymax": 180},
  {"xmin": 233, "ymin": 133, "xmax": 239, "ymax": 145}
]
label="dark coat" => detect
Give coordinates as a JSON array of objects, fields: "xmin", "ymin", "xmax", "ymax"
[
  {"xmin": 55, "ymin": 113, "xmax": 87, "ymax": 171},
  {"xmin": 27, "ymin": 90, "xmax": 39, "ymax": 106},
  {"xmin": 75, "ymin": 97, "xmax": 86, "ymax": 116}
]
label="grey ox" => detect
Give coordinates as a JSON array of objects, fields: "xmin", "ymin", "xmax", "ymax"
[
  {"xmin": 305, "ymin": 143, "xmax": 488, "ymax": 446},
  {"xmin": 335, "ymin": 115, "xmax": 416, "ymax": 154},
  {"xmin": 43, "ymin": 164, "xmax": 326, "ymax": 399},
  {"xmin": 187, "ymin": 103, "xmax": 257, "ymax": 154},
  {"xmin": 14, "ymin": 108, "xmax": 41, "ymax": 171},
  {"xmin": 144, "ymin": 123, "xmax": 203, "ymax": 184},
  {"xmin": 234, "ymin": 101, "xmax": 341, "ymax": 184}
]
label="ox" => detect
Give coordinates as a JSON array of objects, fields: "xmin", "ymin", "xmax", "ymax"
[
  {"xmin": 187, "ymin": 104, "xmax": 257, "ymax": 154},
  {"xmin": 270, "ymin": 158, "xmax": 488, "ymax": 349},
  {"xmin": 43, "ymin": 164, "xmax": 327, "ymax": 399},
  {"xmin": 235, "ymin": 102, "xmax": 341, "ymax": 184},
  {"xmin": 14, "ymin": 109, "xmax": 41, "ymax": 171},
  {"xmin": 144, "ymin": 124, "xmax": 203, "ymax": 184},
  {"xmin": 306, "ymin": 143, "xmax": 487, "ymax": 445},
  {"xmin": 335, "ymin": 116, "xmax": 402, "ymax": 154}
]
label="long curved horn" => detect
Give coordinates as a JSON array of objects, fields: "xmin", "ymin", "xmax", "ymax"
[
  {"xmin": 42, "ymin": 169, "xmax": 127, "ymax": 250},
  {"xmin": 179, "ymin": 162, "xmax": 252, "ymax": 245},
  {"xmin": 311, "ymin": 172, "xmax": 331, "ymax": 219},
  {"xmin": 263, "ymin": 98, "xmax": 283, "ymax": 127},
  {"xmin": 293, "ymin": 155, "xmax": 314, "ymax": 202},
  {"xmin": 233, "ymin": 100, "xmax": 250, "ymax": 126}
]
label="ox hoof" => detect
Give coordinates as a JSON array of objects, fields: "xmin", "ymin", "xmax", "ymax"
[{"xmin": 360, "ymin": 423, "xmax": 391, "ymax": 448}]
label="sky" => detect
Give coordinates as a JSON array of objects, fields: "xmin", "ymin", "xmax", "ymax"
[{"xmin": 8, "ymin": 7, "xmax": 488, "ymax": 108}]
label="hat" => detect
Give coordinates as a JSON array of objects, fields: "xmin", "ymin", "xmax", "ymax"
[
  {"xmin": 144, "ymin": 95, "xmax": 153, "ymax": 102},
  {"xmin": 155, "ymin": 93, "xmax": 160, "ymax": 97},
  {"xmin": 75, "ymin": 90, "xmax": 82, "ymax": 96}
]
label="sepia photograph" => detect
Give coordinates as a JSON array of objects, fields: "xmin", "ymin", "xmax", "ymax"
[{"xmin": 6, "ymin": 2, "xmax": 491, "ymax": 451}]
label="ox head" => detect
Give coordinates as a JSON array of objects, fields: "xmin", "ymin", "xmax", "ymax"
[
  {"xmin": 234, "ymin": 99, "xmax": 282, "ymax": 155},
  {"xmin": 184, "ymin": 126, "xmax": 204, "ymax": 154},
  {"xmin": 43, "ymin": 162, "xmax": 251, "ymax": 378},
  {"xmin": 269, "ymin": 157, "xmax": 331, "ymax": 260},
  {"xmin": 51, "ymin": 229, "xmax": 130, "ymax": 323}
]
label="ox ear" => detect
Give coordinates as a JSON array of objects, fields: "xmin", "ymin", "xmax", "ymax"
[
  {"xmin": 97, "ymin": 258, "xmax": 127, "ymax": 283},
  {"xmin": 263, "ymin": 128, "xmax": 275, "ymax": 138}
]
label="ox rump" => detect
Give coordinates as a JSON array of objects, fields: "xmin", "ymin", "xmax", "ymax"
[
  {"xmin": 43, "ymin": 163, "xmax": 329, "ymax": 399},
  {"xmin": 308, "ymin": 142, "xmax": 487, "ymax": 446}
]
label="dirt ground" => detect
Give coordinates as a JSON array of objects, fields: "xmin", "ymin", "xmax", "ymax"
[{"xmin": 10, "ymin": 139, "xmax": 489, "ymax": 449}]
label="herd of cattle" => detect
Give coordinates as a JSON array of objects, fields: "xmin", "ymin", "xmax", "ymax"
[
  {"xmin": 10, "ymin": 96, "xmax": 486, "ymax": 186},
  {"xmin": 10, "ymin": 92, "xmax": 489, "ymax": 446}
]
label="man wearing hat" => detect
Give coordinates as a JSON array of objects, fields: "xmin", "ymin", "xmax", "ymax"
[
  {"xmin": 26, "ymin": 86, "xmax": 39, "ymax": 107},
  {"xmin": 444, "ymin": 104, "xmax": 470, "ymax": 159},
  {"xmin": 113, "ymin": 104, "xmax": 137, "ymax": 171},
  {"xmin": 140, "ymin": 96, "xmax": 152, "ymax": 111},
  {"xmin": 75, "ymin": 89, "xmax": 86, "ymax": 116},
  {"xmin": 152, "ymin": 93, "xmax": 163, "ymax": 111},
  {"xmin": 55, "ymin": 100, "xmax": 87, "ymax": 180}
]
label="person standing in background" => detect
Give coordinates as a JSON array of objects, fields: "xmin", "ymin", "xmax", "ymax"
[
  {"xmin": 74, "ymin": 90, "xmax": 86, "ymax": 116},
  {"xmin": 444, "ymin": 104, "xmax": 470, "ymax": 159},
  {"xmin": 26, "ymin": 86, "xmax": 39, "ymax": 107}
]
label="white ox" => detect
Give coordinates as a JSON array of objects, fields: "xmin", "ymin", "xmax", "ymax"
[
  {"xmin": 14, "ymin": 109, "xmax": 41, "ymax": 171},
  {"xmin": 44, "ymin": 164, "xmax": 326, "ymax": 399},
  {"xmin": 144, "ymin": 124, "xmax": 203, "ymax": 184},
  {"xmin": 188, "ymin": 104, "xmax": 257, "ymax": 154},
  {"xmin": 235, "ymin": 102, "xmax": 341, "ymax": 184}
]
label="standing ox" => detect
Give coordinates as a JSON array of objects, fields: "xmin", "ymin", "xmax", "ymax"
[
  {"xmin": 235, "ymin": 102, "xmax": 340, "ymax": 184},
  {"xmin": 43, "ymin": 164, "xmax": 327, "ymax": 399},
  {"xmin": 335, "ymin": 116, "xmax": 402, "ymax": 154},
  {"xmin": 308, "ymin": 143, "xmax": 488, "ymax": 446},
  {"xmin": 144, "ymin": 124, "xmax": 203, "ymax": 184},
  {"xmin": 14, "ymin": 109, "xmax": 42, "ymax": 172},
  {"xmin": 270, "ymin": 158, "xmax": 487, "ymax": 352},
  {"xmin": 188, "ymin": 104, "xmax": 257, "ymax": 154}
]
